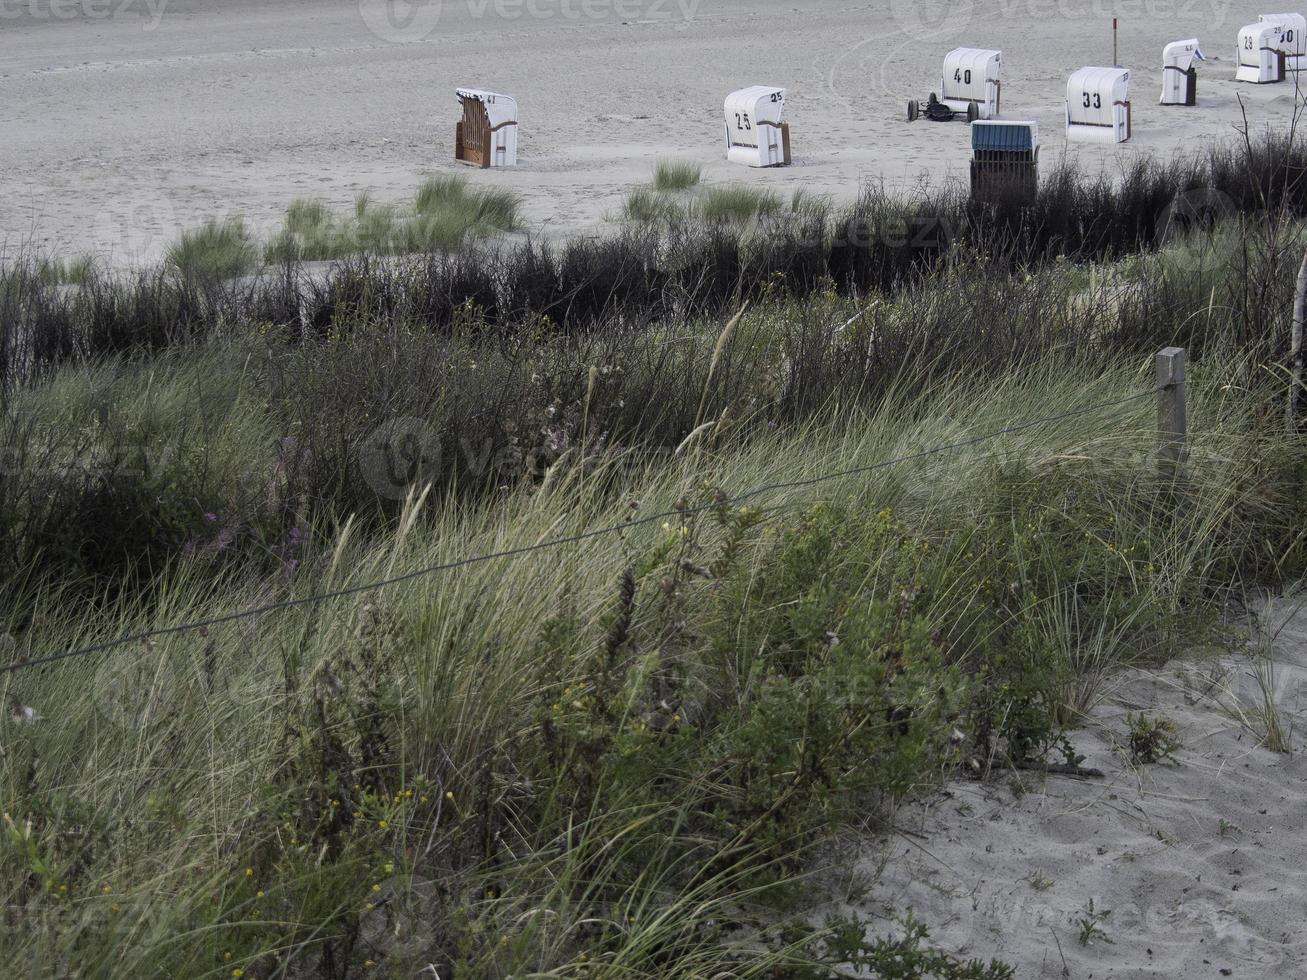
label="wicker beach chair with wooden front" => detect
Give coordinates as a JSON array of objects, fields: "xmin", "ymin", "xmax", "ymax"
[{"xmin": 455, "ymin": 89, "xmax": 518, "ymax": 168}]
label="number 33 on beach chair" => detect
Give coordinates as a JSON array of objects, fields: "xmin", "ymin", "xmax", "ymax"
[{"xmin": 1065, "ymin": 67, "xmax": 1131, "ymax": 143}]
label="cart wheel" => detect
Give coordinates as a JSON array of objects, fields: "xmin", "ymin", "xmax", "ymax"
[
  {"xmin": 907, "ymin": 99, "xmax": 919, "ymax": 122},
  {"xmin": 966, "ymin": 102, "xmax": 980, "ymax": 123}
]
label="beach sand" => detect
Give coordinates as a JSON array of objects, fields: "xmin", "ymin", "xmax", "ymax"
[
  {"xmin": 840, "ymin": 593, "xmax": 1306, "ymax": 977},
  {"xmin": 0, "ymin": 0, "xmax": 1298, "ymax": 264}
]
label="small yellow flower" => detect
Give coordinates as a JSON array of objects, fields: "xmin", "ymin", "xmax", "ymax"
[
  {"xmin": 232, "ymin": 971, "xmax": 243, "ymax": 978},
  {"xmin": 372, "ymin": 883, "xmax": 382, "ymax": 892},
  {"xmin": 57, "ymin": 884, "xmax": 67, "ymax": 894},
  {"xmin": 378, "ymin": 820, "xmax": 389, "ymax": 830},
  {"xmin": 364, "ymin": 961, "xmax": 375, "ymax": 969},
  {"xmin": 255, "ymin": 891, "xmax": 264, "ymax": 899},
  {"xmin": 224, "ymin": 953, "xmax": 232, "ymax": 962},
  {"xmin": 384, "ymin": 862, "xmax": 394, "ymax": 874},
  {"xmin": 244, "ymin": 868, "xmax": 254, "ymax": 878},
  {"xmin": 101, "ymin": 885, "xmax": 111, "ymax": 895},
  {"xmin": 445, "ymin": 791, "xmax": 455, "ymax": 801}
]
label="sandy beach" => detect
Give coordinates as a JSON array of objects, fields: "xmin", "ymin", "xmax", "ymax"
[
  {"xmin": 0, "ymin": 0, "xmax": 1299, "ymax": 264},
  {"xmin": 843, "ymin": 594, "xmax": 1306, "ymax": 977}
]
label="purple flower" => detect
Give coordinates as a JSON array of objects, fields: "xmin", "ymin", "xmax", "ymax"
[
  {"xmin": 203, "ymin": 512, "xmax": 218, "ymax": 523},
  {"xmin": 288, "ymin": 527, "xmax": 303, "ymax": 545}
]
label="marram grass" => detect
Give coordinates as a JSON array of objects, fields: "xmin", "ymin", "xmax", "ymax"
[
  {"xmin": 264, "ymin": 176, "xmax": 522, "ymax": 264},
  {"xmin": 2, "ymin": 344, "xmax": 1301, "ymax": 977}
]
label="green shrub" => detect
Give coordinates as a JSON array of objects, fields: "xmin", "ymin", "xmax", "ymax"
[
  {"xmin": 653, "ymin": 158, "xmax": 703, "ymax": 192},
  {"xmin": 622, "ymin": 186, "xmax": 687, "ymax": 225},
  {"xmin": 267, "ymin": 177, "xmax": 521, "ymax": 262},
  {"xmin": 166, "ymin": 215, "xmax": 259, "ymax": 279},
  {"xmin": 413, "ymin": 174, "xmax": 520, "ymax": 232},
  {"xmin": 701, "ymin": 184, "xmax": 783, "ymax": 223},
  {"xmin": 1128, "ymin": 713, "xmax": 1182, "ymax": 763}
]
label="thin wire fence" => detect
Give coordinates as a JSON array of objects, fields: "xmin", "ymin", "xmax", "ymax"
[{"xmin": 1, "ymin": 386, "xmax": 1160, "ymax": 676}]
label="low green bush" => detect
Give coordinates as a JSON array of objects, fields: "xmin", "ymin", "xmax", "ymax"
[
  {"xmin": 166, "ymin": 215, "xmax": 259, "ymax": 279},
  {"xmin": 266, "ymin": 177, "xmax": 521, "ymax": 264},
  {"xmin": 701, "ymin": 184, "xmax": 783, "ymax": 223},
  {"xmin": 652, "ymin": 159, "xmax": 703, "ymax": 192}
]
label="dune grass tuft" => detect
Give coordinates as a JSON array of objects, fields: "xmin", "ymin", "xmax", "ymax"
[
  {"xmin": 166, "ymin": 216, "xmax": 259, "ymax": 279},
  {"xmin": 409, "ymin": 174, "xmax": 521, "ymax": 246},
  {"xmin": 267, "ymin": 176, "xmax": 521, "ymax": 263},
  {"xmin": 652, "ymin": 158, "xmax": 703, "ymax": 192},
  {"xmin": 701, "ymin": 184, "xmax": 783, "ymax": 223},
  {"xmin": 29, "ymin": 253, "xmax": 96, "ymax": 286},
  {"xmin": 622, "ymin": 186, "xmax": 689, "ymax": 225}
]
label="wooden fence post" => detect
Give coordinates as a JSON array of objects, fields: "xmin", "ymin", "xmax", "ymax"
[
  {"xmin": 1287, "ymin": 246, "xmax": 1307, "ymax": 431},
  {"xmin": 1156, "ymin": 346, "xmax": 1186, "ymax": 480}
]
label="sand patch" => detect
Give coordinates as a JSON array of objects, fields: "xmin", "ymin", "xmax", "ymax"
[{"xmin": 839, "ymin": 594, "xmax": 1307, "ymax": 977}]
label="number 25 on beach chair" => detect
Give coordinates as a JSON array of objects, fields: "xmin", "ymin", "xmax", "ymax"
[{"xmin": 723, "ymin": 87, "xmax": 791, "ymax": 167}]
